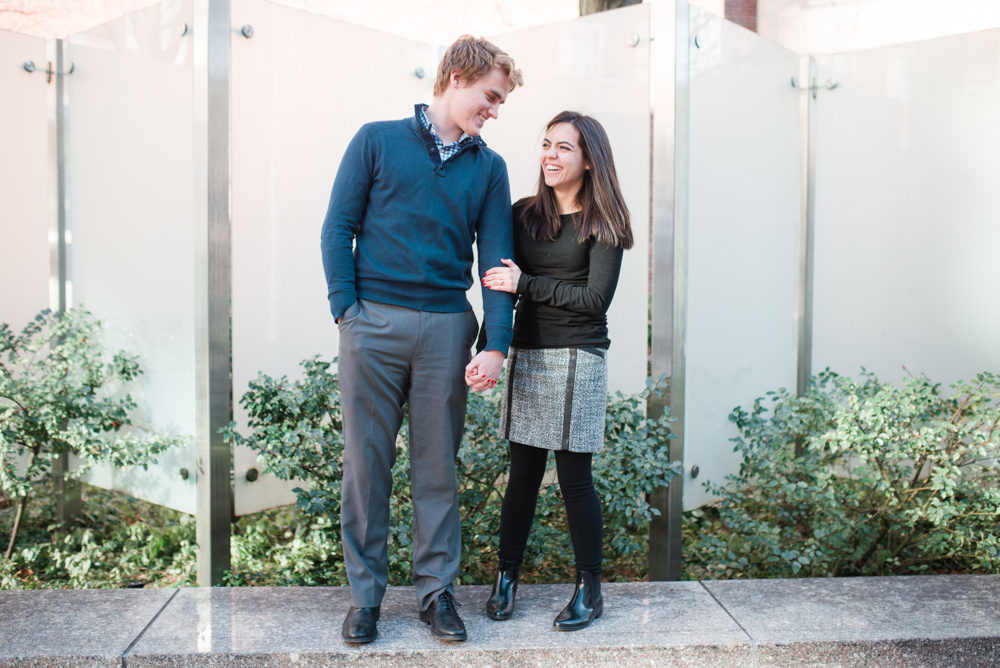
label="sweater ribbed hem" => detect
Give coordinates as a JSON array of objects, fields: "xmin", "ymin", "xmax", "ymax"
[{"xmin": 357, "ymin": 278, "xmax": 471, "ymax": 313}]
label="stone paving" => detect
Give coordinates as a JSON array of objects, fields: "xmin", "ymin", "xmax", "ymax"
[{"xmin": 1, "ymin": 575, "xmax": 998, "ymax": 667}]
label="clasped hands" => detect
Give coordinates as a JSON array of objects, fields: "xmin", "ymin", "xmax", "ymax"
[
  {"xmin": 465, "ymin": 259, "xmax": 522, "ymax": 392},
  {"xmin": 465, "ymin": 349, "xmax": 505, "ymax": 392}
]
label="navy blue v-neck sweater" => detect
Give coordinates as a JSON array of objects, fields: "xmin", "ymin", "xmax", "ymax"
[{"xmin": 321, "ymin": 107, "xmax": 515, "ymax": 354}]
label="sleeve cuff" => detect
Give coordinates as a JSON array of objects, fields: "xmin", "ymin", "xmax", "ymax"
[
  {"xmin": 482, "ymin": 325, "xmax": 512, "ymax": 356},
  {"xmin": 329, "ymin": 291, "xmax": 357, "ymax": 322},
  {"xmin": 516, "ymin": 273, "xmax": 531, "ymax": 295}
]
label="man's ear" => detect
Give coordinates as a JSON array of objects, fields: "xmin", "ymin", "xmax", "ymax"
[{"xmin": 450, "ymin": 69, "xmax": 463, "ymax": 89}]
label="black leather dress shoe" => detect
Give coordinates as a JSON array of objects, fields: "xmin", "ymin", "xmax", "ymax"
[
  {"xmin": 342, "ymin": 605, "xmax": 380, "ymax": 643},
  {"xmin": 419, "ymin": 591, "xmax": 467, "ymax": 641},
  {"xmin": 553, "ymin": 570, "xmax": 602, "ymax": 631},
  {"xmin": 486, "ymin": 560, "xmax": 519, "ymax": 620}
]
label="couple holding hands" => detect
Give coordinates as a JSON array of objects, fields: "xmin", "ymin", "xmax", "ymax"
[{"xmin": 320, "ymin": 34, "xmax": 632, "ymax": 644}]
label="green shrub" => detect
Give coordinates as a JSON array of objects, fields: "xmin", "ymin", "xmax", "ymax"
[
  {"xmin": 0, "ymin": 309, "xmax": 185, "ymax": 562},
  {"xmin": 684, "ymin": 369, "xmax": 1000, "ymax": 580},
  {"xmin": 0, "ymin": 484, "xmax": 197, "ymax": 589},
  {"xmin": 223, "ymin": 357, "xmax": 681, "ymax": 585}
]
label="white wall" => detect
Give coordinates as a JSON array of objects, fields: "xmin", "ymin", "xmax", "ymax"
[{"xmin": 758, "ymin": 0, "xmax": 1000, "ymax": 54}]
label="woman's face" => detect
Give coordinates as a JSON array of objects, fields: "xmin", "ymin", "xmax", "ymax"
[{"xmin": 541, "ymin": 122, "xmax": 588, "ymax": 195}]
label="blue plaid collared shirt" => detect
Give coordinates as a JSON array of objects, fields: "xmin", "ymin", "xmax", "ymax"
[{"xmin": 418, "ymin": 104, "xmax": 473, "ymax": 163}]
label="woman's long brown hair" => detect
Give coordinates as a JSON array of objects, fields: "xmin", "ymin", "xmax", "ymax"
[{"xmin": 520, "ymin": 111, "xmax": 633, "ymax": 250}]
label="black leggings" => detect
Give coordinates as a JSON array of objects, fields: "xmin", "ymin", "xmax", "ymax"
[{"xmin": 497, "ymin": 441, "xmax": 603, "ymax": 575}]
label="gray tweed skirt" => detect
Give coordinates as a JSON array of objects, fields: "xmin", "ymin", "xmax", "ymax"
[{"xmin": 500, "ymin": 347, "xmax": 608, "ymax": 453}]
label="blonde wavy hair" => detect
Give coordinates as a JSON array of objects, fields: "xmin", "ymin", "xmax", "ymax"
[{"xmin": 433, "ymin": 35, "xmax": 523, "ymax": 96}]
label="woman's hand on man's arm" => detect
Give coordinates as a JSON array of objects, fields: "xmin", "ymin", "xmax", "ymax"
[{"xmin": 482, "ymin": 258, "xmax": 522, "ymax": 294}]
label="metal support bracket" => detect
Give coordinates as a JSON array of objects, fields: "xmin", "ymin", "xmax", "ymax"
[
  {"xmin": 23, "ymin": 59, "xmax": 75, "ymax": 83},
  {"xmin": 791, "ymin": 75, "xmax": 838, "ymax": 99}
]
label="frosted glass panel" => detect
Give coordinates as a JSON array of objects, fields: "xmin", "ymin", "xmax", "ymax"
[
  {"xmin": 486, "ymin": 4, "xmax": 651, "ymax": 396},
  {"xmin": 230, "ymin": 0, "xmax": 438, "ymax": 515},
  {"xmin": 0, "ymin": 31, "xmax": 49, "ymax": 332},
  {"xmin": 685, "ymin": 9, "xmax": 801, "ymax": 509},
  {"xmin": 67, "ymin": 0, "xmax": 196, "ymax": 514},
  {"xmin": 814, "ymin": 30, "xmax": 1000, "ymax": 388}
]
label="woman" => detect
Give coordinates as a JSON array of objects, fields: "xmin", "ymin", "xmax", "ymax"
[{"xmin": 480, "ymin": 111, "xmax": 633, "ymax": 630}]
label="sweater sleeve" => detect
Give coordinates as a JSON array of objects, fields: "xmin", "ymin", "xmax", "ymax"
[
  {"xmin": 516, "ymin": 240, "xmax": 623, "ymax": 316},
  {"xmin": 475, "ymin": 158, "xmax": 516, "ymax": 354},
  {"xmin": 320, "ymin": 126, "xmax": 374, "ymax": 322}
]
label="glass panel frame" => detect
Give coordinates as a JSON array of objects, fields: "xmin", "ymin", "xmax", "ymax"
[
  {"xmin": 230, "ymin": 0, "xmax": 439, "ymax": 515},
  {"xmin": 813, "ymin": 30, "xmax": 1000, "ymax": 390},
  {"xmin": 0, "ymin": 30, "xmax": 49, "ymax": 334},
  {"xmin": 1, "ymin": 30, "xmax": 49, "ymax": 481},
  {"xmin": 66, "ymin": 0, "xmax": 196, "ymax": 514},
  {"xmin": 684, "ymin": 8, "xmax": 801, "ymax": 509}
]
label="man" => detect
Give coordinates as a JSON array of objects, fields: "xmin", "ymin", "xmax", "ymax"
[{"xmin": 320, "ymin": 35, "xmax": 522, "ymax": 643}]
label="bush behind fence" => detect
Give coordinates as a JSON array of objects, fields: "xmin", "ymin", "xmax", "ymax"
[{"xmin": 222, "ymin": 356, "xmax": 682, "ymax": 586}]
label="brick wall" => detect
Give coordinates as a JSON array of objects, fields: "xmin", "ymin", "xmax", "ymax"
[{"xmin": 725, "ymin": 0, "xmax": 757, "ymax": 32}]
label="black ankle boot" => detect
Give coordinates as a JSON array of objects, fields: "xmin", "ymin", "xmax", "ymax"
[
  {"xmin": 485, "ymin": 560, "xmax": 520, "ymax": 620},
  {"xmin": 553, "ymin": 570, "xmax": 602, "ymax": 631}
]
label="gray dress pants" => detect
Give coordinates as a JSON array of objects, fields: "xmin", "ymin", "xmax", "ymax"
[{"xmin": 337, "ymin": 299, "xmax": 478, "ymax": 611}]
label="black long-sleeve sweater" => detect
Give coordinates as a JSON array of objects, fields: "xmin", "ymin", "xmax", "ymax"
[{"xmin": 509, "ymin": 203, "xmax": 624, "ymax": 350}]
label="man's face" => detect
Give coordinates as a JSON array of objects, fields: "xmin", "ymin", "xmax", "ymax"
[{"xmin": 450, "ymin": 67, "xmax": 511, "ymax": 137}]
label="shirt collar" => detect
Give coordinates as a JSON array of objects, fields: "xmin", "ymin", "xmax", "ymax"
[{"xmin": 417, "ymin": 104, "xmax": 472, "ymax": 146}]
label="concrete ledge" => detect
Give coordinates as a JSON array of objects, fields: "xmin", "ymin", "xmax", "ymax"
[
  {"xmin": 0, "ymin": 576, "xmax": 997, "ymax": 667},
  {"xmin": 703, "ymin": 575, "xmax": 1000, "ymax": 668},
  {"xmin": 0, "ymin": 588, "xmax": 176, "ymax": 667}
]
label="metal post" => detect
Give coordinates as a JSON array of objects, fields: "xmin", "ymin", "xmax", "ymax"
[
  {"xmin": 48, "ymin": 37, "xmax": 81, "ymax": 525},
  {"xmin": 193, "ymin": 0, "xmax": 233, "ymax": 586},
  {"xmin": 796, "ymin": 56, "xmax": 817, "ymax": 398},
  {"xmin": 648, "ymin": 0, "xmax": 689, "ymax": 582},
  {"xmin": 47, "ymin": 39, "xmax": 68, "ymax": 316}
]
